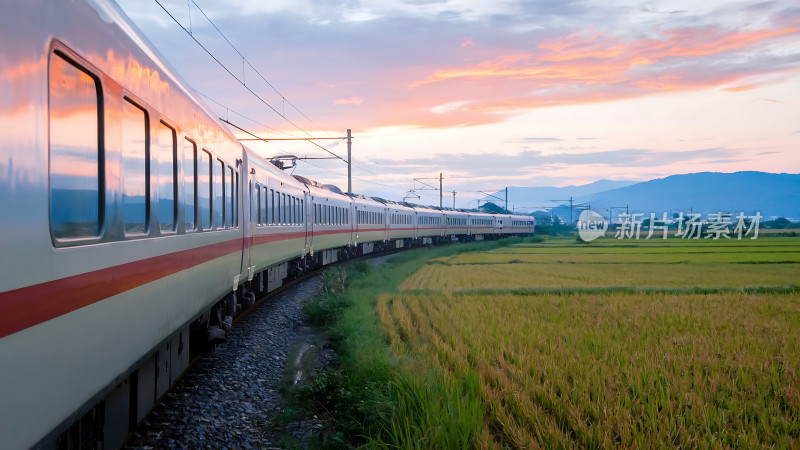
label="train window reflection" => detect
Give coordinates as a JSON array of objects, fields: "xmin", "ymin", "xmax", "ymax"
[
  {"xmin": 49, "ymin": 52, "xmax": 103, "ymax": 240},
  {"xmin": 262, "ymin": 186, "xmax": 267, "ymax": 225},
  {"xmin": 269, "ymin": 189, "xmax": 275, "ymax": 225},
  {"xmin": 122, "ymin": 98, "xmax": 149, "ymax": 235},
  {"xmin": 199, "ymin": 150, "xmax": 211, "ymax": 230},
  {"xmin": 255, "ymin": 183, "xmax": 261, "ymax": 225},
  {"xmin": 214, "ymin": 159, "xmax": 223, "ymax": 229},
  {"xmin": 226, "ymin": 166, "xmax": 233, "ymax": 228},
  {"xmin": 157, "ymin": 122, "xmax": 177, "ymax": 233},
  {"xmin": 234, "ymin": 170, "xmax": 239, "ymax": 228},
  {"xmin": 184, "ymin": 139, "xmax": 196, "ymax": 231},
  {"xmin": 282, "ymin": 194, "xmax": 288, "ymax": 225}
]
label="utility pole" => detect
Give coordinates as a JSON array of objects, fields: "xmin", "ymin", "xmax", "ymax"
[
  {"xmin": 347, "ymin": 129, "xmax": 352, "ymax": 195},
  {"xmin": 413, "ymin": 175, "xmax": 443, "ymax": 207},
  {"xmin": 439, "ymin": 173, "xmax": 443, "ymax": 208},
  {"xmin": 452, "ymin": 191, "xmax": 456, "ymax": 209},
  {"xmin": 505, "ymin": 187, "xmax": 508, "ymax": 212},
  {"xmin": 608, "ymin": 205, "xmax": 629, "ymax": 223},
  {"xmin": 550, "ymin": 196, "xmax": 574, "ymax": 223}
]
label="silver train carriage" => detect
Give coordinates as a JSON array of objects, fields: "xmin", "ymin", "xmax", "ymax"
[{"xmin": 0, "ymin": 1, "xmax": 533, "ymax": 448}]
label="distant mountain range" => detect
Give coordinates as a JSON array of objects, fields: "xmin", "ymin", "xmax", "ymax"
[
  {"xmin": 489, "ymin": 179, "xmax": 637, "ymax": 207},
  {"xmin": 492, "ymin": 172, "xmax": 800, "ymax": 221}
]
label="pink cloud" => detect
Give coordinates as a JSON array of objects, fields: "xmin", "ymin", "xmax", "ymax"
[
  {"xmin": 316, "ymin": 81, "xmax": 361, "ymax": 88},
  {"xmin": 461, "ymin": 37, "xmax": 476, "ymax": 48},
  {"xmin": 390, "ymin": 23, "xmax": 800, "ymax": 127},
  {"xmin": 333, "ymin": 97, "xmax": 365, "ymax": 105}
]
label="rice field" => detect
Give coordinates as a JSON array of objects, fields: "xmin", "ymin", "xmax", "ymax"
[{"xmin": 378, "ymin": 237, "xmax": 800, "ymax": 448}]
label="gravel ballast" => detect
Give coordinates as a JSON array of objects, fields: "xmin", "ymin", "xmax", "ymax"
[{"xmin": 124, "ymin": 275, "xmax": 323, "ymax": 449}]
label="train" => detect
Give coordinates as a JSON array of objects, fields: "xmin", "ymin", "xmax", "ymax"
[{"xmin": 0, "ymin": 1, "xmax": 534, "ymax": 448}]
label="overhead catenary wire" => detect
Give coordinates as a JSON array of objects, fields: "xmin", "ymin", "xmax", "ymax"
[
  {"xmin": 201, "ymin": 101, "xmax": 410, "ymax": 189},
  {"xmin": 299, "ymin": 159, "xmax": 408, "ymax": 192},
  {"xmin": 193, "ymin": 89, "xmax": 303, "ymax": 140},
  {"xmin": 150, "ymin": 0, "xmax": 450, "ymax": 198},
  {"xmin": 152, "ymin": 0, "xmax": 339, "ymax": 153},
  {"xmin": 185, "ymin": 0, "xmax": 334, "ymax": 139},
  {"xmin": 198, "ymin": 89, "xmax": 405, "ymax": 182}
]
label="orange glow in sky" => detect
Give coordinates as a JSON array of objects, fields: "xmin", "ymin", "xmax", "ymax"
[{"xmin": 116, "ymin": 0, "xmax": 800, "ymax": 207}]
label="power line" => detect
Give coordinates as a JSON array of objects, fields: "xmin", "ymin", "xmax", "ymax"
[
  {"xmin": 152, "ymin": 0, "xmax": 337, "ymax": 149},
  {"xmin": 193, "ymin": 89, "xmax": 302, "ymax": 140},
  {"xmin": 186, "ymin": 0, "xmax": 334, "ymax": 139},
  {"xmin": 147, "ymin": 5, "xmax": 428, "ymax": 192},
  {"xmin": 299, "ymin": 160, "xmax": 408, "ymax": 192}
]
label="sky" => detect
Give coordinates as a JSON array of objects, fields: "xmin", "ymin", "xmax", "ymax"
[{"xmin": 115, "ymin": 0, "xmax": 800, "ymax": 210}]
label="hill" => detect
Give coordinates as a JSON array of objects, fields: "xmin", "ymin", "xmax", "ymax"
[{"xmin": 581, "ymin": 171, "xmax": 800, "ymax": 220}]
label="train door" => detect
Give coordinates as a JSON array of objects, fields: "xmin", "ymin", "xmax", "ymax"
[
  {"xmin": 304, "ymin": 192, "xmax": 312, "ymax": 256},
  {"xmin": 242, "ymin": 164, "xmax": 255, "ymax": 282},
  {"xmin": 353, "ymin": 206, "xmax": 360, "ymax": 244},
  {"xmin": 348, "ymin": 201, "xmax": 355, "ymax": 246},
  {"xmin": 384, "ymin": 207, "xmax": 389, "ymax": 241}
]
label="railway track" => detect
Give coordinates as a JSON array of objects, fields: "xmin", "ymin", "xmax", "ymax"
[
  {"xmin": 122, "ymin": 252, "xmax": 398, "ymax": 449},
  {"xmin": 123, "ymin": 273, "xmax": 324, "ymax": 449}
]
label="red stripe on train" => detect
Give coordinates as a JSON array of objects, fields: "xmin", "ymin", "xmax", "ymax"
[{"xmin": 0, "ymin": 239, "xmax": 241, "ymax": 339}]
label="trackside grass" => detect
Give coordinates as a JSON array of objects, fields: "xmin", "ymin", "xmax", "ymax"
[{"xmin": 299, "ymin": 236, "xmax": 800, "ymax": 448}]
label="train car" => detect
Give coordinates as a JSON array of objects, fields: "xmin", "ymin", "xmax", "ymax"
[
  {"xmin": 245, "ymin": 153, "xmax": 309, "ymax": 292},
  {"xmin": 0, "ymin": 1, "xmax": 536, "ymax": 448},
  {"xmin": 493, "ymin": 214, "xmax": 535, "ymax": 236},
  {"xmin": 352, "ymin": 195, "xmax": 388, "ymax": 253},
  {"xmin": 0, "ymin": 1, "xmax": 248, "ymax": 448},
  {"xmin": 509, "ymin": 215, "xmax": 535, "ymax": 235},
  {"xmin": 386, "ymin": 201, "xmax": 416, "ymax": 248},
  {"xmin": 413, "ymin": 205, "xmax": 445, "ymax": 244},
  {"xmin": 298, "ymin": 176, "xmax": 355, "ymax": 265},
  {"xmin": 469, "ymin": 212, "xmax": 496, "ymax": 240},
  {"xmin": 444, "ymin": 209, "xmax": 471, "ymax": 239}
]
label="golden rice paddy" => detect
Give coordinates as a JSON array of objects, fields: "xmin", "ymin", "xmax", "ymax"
[{"xmin": 378, "ymin": 237, "xmax": 800, "ymax": 448}]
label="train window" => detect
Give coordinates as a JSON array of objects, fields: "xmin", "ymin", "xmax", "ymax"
[
  {"xmin": 268, "ymin": 189, "xmax": 274, "ymax": 224},
  {"xmin": 121, "ymin": 98, "xmax": 149, "ymax": 236},
  {"xmin": 278, "ymin": 194, "xmax": 283, "ymax": 225},
  {"xmin": 255, "ymin": 183, "xmax": 261, "ymax": 225},
  {"xmin": 300, "ymin": 199, "xmax": 304, "ymax": 223},
  {"xmin": 225, "ymin": 165, "xmax": 233, "ymax": 228},
  {"xmin": 49, "ymin": 51, "xmax": 104, "ymax": 240},
  {"xmin": 262, "ymin": 186, "xmax": 267, "ymax": 225},
  {"xmin": 199, "ymin": 150, "xmax": 211, "ymax": 229},
  {"xmin": 234, "ymin": 170, "xmax": 239, "ymax": 228},
  {"xmin": 184, "ymin": 139, "xmax": 196, "ymax": 231},
  {"xmin": 212, "ymin": 159, "xmax": 223, "ymax": 228},
  {"xmin": 156, "ymin": 122, "xmax": 177, "ymax": 233},
  {"xmin": 290, "ymin": 197, "xmax": 295, "ymax": 224},
  {"xmin": 283, "ymin": 193, "xmax": 288, "ymax": 225}
]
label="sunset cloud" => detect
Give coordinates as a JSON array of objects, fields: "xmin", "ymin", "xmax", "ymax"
[
  {"xmin": 333, "ymin": 97, "xmax": 365, "ymax": 105},
  {"xmin": 404, "ymin": 22, "xmax": 800, "ymax": 124},
  {"xmin": 116, "ymin": 0, "xmax": 800, "ymax": 201}
]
